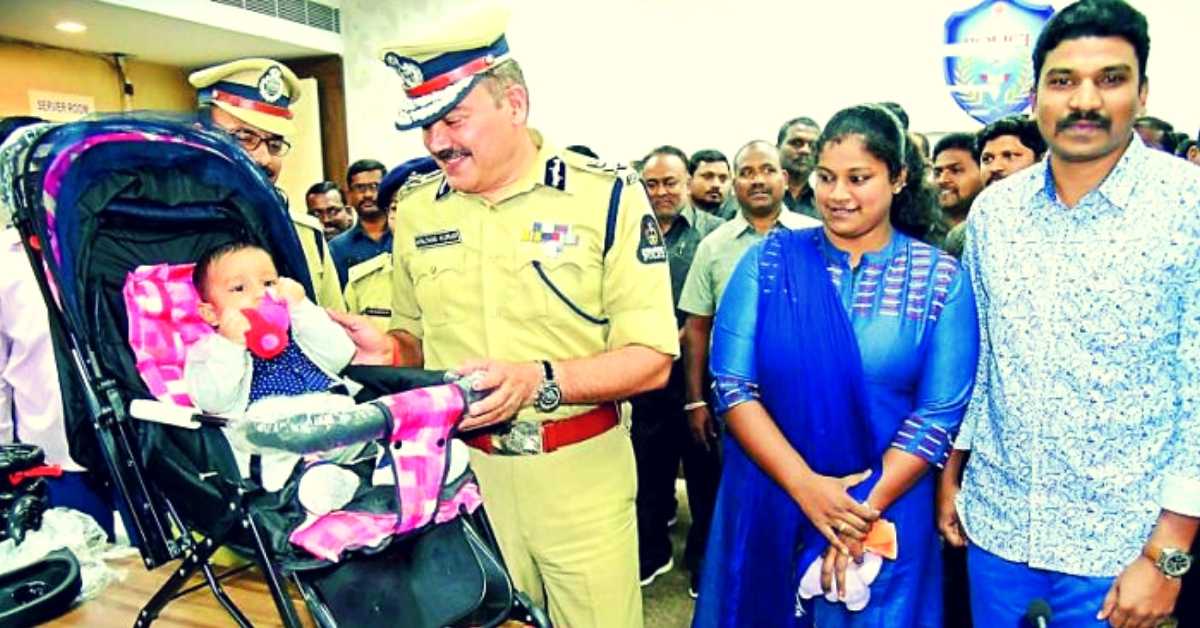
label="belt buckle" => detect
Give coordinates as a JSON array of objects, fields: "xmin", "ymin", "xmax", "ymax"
[{"xmin": 495, "ymin": 421, "xmax": 544, "ymax": 455}]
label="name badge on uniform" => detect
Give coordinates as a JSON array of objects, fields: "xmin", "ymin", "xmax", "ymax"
[
  {"xmin": 522, "ymin": 221, "xmax": 579, "ymax": 258},
  {"xmin": 637, "ymin": 215, "xmax": 667, "ymax": 264},
  {"xmin": 414, "ymin": 229, "xmax": 462, "ymax": 250}
]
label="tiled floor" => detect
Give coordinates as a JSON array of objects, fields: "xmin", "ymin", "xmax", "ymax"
[{"xmin": 642, "ymin": 480, "xmax": 697, "ymax": 628}]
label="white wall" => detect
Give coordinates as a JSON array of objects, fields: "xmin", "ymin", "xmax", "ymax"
[{"xmin": 342, "ymin": 0, "xmax": 1200, "ymax": 166}]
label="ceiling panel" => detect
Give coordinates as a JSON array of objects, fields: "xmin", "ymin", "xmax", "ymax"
[{"xmin": 0, "ymin": 0, "xmax": 339, "ymax": 69}]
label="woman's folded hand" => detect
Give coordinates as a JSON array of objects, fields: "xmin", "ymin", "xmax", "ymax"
[{"xmin": 793, "ymin": 468, "xmax": 880, "ymax": 555}]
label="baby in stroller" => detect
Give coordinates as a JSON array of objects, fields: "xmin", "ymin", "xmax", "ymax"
[
  {"xmin": 184, "ymin": 241, "xmax": 373, "ymax": 515},
  {"xmin": 4, "ymin": 112, "xmax": 550, "ymax": 627}
]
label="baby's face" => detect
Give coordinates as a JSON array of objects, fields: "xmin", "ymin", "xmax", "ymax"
[{"xmin": 202, "ymin": 248, "xmax": 280, "ymax": 317}]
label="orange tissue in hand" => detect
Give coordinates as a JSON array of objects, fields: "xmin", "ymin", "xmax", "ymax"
[{"xmin": 863, "ymin": 519, "xmax": 898, "ymax": 560}]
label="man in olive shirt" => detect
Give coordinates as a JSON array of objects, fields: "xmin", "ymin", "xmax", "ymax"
[
  {"xmin": 677, "ymin": 139, "xmax": 819, "ymax": 596},
  {"xmin": 338, "ymin": 9, "xmax": 678, "ymax": 628}
]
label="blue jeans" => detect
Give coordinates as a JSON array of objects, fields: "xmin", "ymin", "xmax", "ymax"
[{"xmin": 968, "ymin": 545, "xmax": 1113, "ymax": 628}]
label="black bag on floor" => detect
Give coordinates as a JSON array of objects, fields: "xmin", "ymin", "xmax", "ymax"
[{"xmin": 0, "ymin": 548, "xmax": 82, "ymax": 628}]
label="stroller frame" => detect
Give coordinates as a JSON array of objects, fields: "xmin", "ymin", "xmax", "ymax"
[{"xmin": 3, "ymin": 116, "xmax": 540, "ymax": 628}]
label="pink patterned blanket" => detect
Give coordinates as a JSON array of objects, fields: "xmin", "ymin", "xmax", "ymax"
[{"xmin": 122, "ymin": 263, "xmax": 480, "ymax": 562}]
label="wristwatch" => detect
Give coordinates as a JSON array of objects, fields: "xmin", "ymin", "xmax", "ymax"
[
  {"xmin": 533, "ymin": 360, "xmax": 562, "ymax": 413},
  {"xmin": 1145, "ymin": 545, "xmax": 1193, "ymax": 578}
]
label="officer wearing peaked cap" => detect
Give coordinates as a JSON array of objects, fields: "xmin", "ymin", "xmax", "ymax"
[
  {"xmin": 329, "ymin": 8, "xmax": 678, "ymax": 628},
  {"xmin": 342, "ymin": 156, "xmax": 441, "ymax": 331},
  {"xmin": 189, "ymin": 58, "xmax": 345, "ymax": 311}
]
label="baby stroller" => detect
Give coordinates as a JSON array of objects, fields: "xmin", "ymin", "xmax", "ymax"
[{"xmin": 1, "ymin": 113, "xmax": 550, "ymax": 628}]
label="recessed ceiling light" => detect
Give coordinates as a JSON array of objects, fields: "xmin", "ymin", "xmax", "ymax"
[{"xmin": 55, "ymin": 21, "xmax": 87, "ymax": 34}]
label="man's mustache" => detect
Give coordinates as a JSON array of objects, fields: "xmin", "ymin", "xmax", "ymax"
[
  {"xmin": 1057, "ymin": 111, "xmax": 1110, "ymax": 133},
  {"xmin": 434, "ymin": 148, "xmax": 472, "ymax": 162}
]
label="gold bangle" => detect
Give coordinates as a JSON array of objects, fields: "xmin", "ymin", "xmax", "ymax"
[{"xmin": 683, "ymin": 401, "xmax": 707, "ymax": 411}]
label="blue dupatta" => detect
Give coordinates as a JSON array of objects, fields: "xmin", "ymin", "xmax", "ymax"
[{"xmin": 695, "ymin": 229, "xmax": 880, "ymax": 627}]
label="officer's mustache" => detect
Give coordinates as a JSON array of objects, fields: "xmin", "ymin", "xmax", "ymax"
[
  {"xmin": 1057, "ymin": 111, "xmax": 1110, "ymax": 132},
  {"xmin": 434, "ymin": 148, "xmax": 473, "ymax": 162}
]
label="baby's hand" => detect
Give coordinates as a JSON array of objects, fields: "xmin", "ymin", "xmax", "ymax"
[
  {"xmin": 276, "ymin": 277, "xmax": 306, "ymax": 307},
  {"xmin": 217, "ymin": 309, "xmax": 251, "ymax": 344}
]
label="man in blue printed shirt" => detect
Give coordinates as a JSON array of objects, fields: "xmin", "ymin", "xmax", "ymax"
[{"xmin": 942, "ymin": 1, "xmax": 1200, "ymax": 626}]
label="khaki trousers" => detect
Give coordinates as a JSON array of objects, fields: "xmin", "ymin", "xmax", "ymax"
[{"xmin": 470, "ymin": 426, "xmax": 643, "ymax": 628}]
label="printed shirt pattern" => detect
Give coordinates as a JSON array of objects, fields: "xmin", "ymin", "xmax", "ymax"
[{"xmin": 957, "ymin": 137, "xmax": 1200, "ymax": 576}]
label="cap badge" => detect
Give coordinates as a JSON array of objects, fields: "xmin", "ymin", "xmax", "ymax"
[
  {"xmin": 258, "ymin": 66, "xmax": 285, "ymax": 103},
  {"xmin": 384, "ymin": 53, "xmax": 426, "ymax": 91}
]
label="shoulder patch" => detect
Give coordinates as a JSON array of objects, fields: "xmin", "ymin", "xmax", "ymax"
[{"xmin": 636, "ymin": 214, "xmax": 668, "ymax": 265}]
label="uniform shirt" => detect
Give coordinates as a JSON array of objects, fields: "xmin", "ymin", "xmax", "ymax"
[
  {"xmin": 292, "ymin": 212, "xmax": 347, "ymax": 312},
  {"xmin": 344, "ymin": 252, "xmax": 394, "ymax": 330},
  {"xmin": 678, "ymin": 208, "xmax": 819, "ymax": 317},
  {"xmin": 330, "ymin": 223, "xmax": 394, "ymax": 288},
  {"xmin": 0, "ymin": 228, "xmax": 82, "ymax": 470},
  {"xmin": 957, "ymin": 137, "xmax": 1200, "ymax": 577},
  {"xmin": 662, "ymin": 206, "xmax": 724, "ymax": 326},
  {"xmin": 389, "ymin": 132, "xmax": 679, "ymax": 422}
]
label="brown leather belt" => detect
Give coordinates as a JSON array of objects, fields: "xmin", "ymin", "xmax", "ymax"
[{"xmin": 462, "ymin": 404, "xmax": 618, "ymax": 456}]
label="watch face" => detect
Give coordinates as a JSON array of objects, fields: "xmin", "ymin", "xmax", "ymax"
[
  {"xmin": 1163, "ymin": 551, "xmax": 1193, "ymax": 577},
  {"xmin": 536, "ymin": 382, "xmax": 562, "ymax": 412}
]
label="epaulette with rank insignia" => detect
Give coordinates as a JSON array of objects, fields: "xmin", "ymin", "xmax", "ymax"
[
  {"xmin": 556, "ymin": 153, "xmax": 640, "ymax": 258},
  {"xmin": 563, "ymin": 152, "xmax": 641, "ymax": 186},
  {"xmin": 395, "ymin": 169, "xmax": 444, "ymax": 201}
]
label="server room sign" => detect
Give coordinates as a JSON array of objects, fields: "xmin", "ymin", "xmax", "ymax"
[{"xmin": 28, "ymin": 90, "xmax": 95, "ymax": 121}]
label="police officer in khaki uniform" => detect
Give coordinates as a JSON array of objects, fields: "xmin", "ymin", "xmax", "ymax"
[
  {"xmin": 189, "ymin": 58, "xmax": 345, "ymax": 311},
  {"xmin": 343, "ymin": 252, "xmax": 393, "ymax": 331},
  {"xmin": 330, "ymin": 9, "xmax": 678, "ymax": 627},
  {"xmin": 342, "ymin": 156, "xmax": 440, "ymax": 330}
]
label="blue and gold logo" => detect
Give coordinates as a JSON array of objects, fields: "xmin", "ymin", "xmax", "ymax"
[{"xmin": 944, "ymin": 0, "xmax": 1054, "ymax": 124}]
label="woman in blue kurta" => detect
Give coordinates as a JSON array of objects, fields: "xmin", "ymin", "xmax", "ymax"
[{"xmin": 692, "ymin": 105, "xmax": 979, "ymax": 628}]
